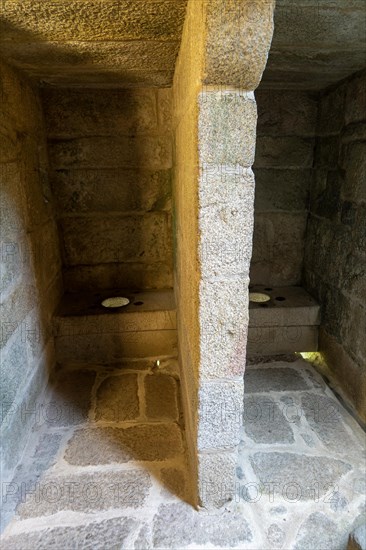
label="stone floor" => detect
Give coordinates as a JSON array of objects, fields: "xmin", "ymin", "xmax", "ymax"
[{"xmin": 1, "ymin": 356, "xmax": 365, "ymax": 549}]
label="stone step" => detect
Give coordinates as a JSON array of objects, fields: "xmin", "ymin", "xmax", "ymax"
[
  {"xmin": 53, "ymin": 289, "xmax": 177, "ymax": 362},
  {"xmin": 248, "ymin": 286, "xmax": 320, "ymax": 355}
]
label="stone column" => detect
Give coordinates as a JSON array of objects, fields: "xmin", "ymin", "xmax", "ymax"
[{"xmin": 172, "ymin": 0, "xmax": 275, "ymax": 508}]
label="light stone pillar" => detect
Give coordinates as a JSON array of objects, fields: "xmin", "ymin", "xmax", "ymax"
[{"xmin": 172, "ymin": 0, "xmax": 275, "ymax": 508}]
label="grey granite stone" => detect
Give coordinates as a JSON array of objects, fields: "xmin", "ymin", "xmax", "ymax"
[
  {"xmin": 294, "ymin": 512, "xmax": 346, "ymax": 550},
  {"xmin": 244, "ymin": 395, "xmax": 294, "ymax": 444},
  {"xmin": 152, "ymin": 502, "xmax": 253, "ymax": 548},
  {"xmin": 245, "ymin": 366, "xmax": 309, "ymax": 393},
  {"xmin": 348, "ymin": 523, "xmax": 366, "ymax": 550}
]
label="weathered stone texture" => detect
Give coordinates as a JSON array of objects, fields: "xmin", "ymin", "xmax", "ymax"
[
  {"xmin": 96, "ymin": 374, "xmax": 139, "ymax": 422},
  {"xmin": 0, "ymin": 60, "xmax": 62, "ymax": 478},
  {"xmin": 0, "ymin": 1, "xmax": 187, "ymax": 87},
  {"xmin": 65, "ymin": 424, "xmax": 184, "ymax": 465},
  {"xmin": 44, "ymin": 87, "xmax": 173, "ymax": 292},
  {"xmin": 144, "ymin": 373, "xmax": 179, "ymax": 421},
  {"xmin": 304, "ymin": 69, "xmax": 366, "ymax": 422},
  {"xmin": 251, "ymin": 90, "xmax": 315, "ymax": 286}
]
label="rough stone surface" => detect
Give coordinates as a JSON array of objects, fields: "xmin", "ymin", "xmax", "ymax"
[
  {"xmin": 243, "ymin": 395, "xmax": 295, "ymax": 444},
  {"xmin": 160, "ymin": 468, "xmax": 187, "ymax": 500},
  {"xmin": 0, "ymin": 60, "xmax": 62, "ymax": 478},
  {"xmin": 2, "ymin": 517, "xmax": 139, "ymax": 550},
  {"xmin": 153, "ymin": 502, "xmax": 253, "ymax": 548},
  {"xmin": 250, "ymin": 452, "xmax": 352, "ymax": 501},
  {"xmin": 18, "ymin": 470, "xmax": 151, "ymax": 517},
  {"xmin": 0, "ymin": 1, "xmax": 187, "ymax": 87},
  {"xmin": 65, "ymin": 424, "xmax": 184, "ymax": 465},
  {"xmin": 262, "ymin": 2, "xmax": 366, "ymax": 90},
  {"xmin": 95, "ymin": 374, "xmax": 139, "ymax": 422},
  {"xmin": 304, "ymin": 69, "xmax": 366, "ymax": 422},
  {"xmin": 144, "ymin": 373, "xmax": 179, "ymax": 421},
  {"xmin": 244, "ymin": 366, "xmax": 309, "ymax": 393},
  {"xmin": 294, "ymin": 512, "xmax": 346, "ymax": 550},
  {"xmin": 45, "ymin": 369, "xmax": 96, "ymax": 426}
]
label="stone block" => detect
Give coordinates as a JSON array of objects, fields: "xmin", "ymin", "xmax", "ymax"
[
  {"xmin": 346, "ymin": 71, "xmax": 366, "ymax": 125},
  {"xmin": 17, "ymin": 470, "xmax": 150, "ymax": 518},
  {"xmin": 198, "ymin": 451, "xmax": 237, "ymax": 508},
  {"xmin": 199, "ymin": 279, "xmax": 249, "ymax": 379},
  {"xmin": 49, "ymin": 135, "xmax": 172, "ymax": 170},
  {"xmin": 95, "ymin": 373, "xmax": 139, "ymax": 422},
  {"xmin": 294, "ymin": 513, "xmax": 346, "ymax": 550},
  {"xmin": 255, "ymin": 137, "xmax": 314, "ymax": 168},
  {"xmin": 199, "ymin": 194, "xmax": 255, "ymax": 278},
  {"xmin": 63, "ymin": 262, "xmax": 173, "ymax": 293},
  {"xmin": 0, "ymin": 334, "xmax": 28, "ymax": 421},
  {"xmin": 0, "ymin": 1, "xmax": 187, "ymax": 42},
  {"xmin": 198, "ymin": 91, "xmax": 257, "ymax": 166},
  {"xmin": 152, "ymin": 501, "xmax": 253, "ymax": 547},
  {"xmin": 204, "ymin": 0, "xmax": 275, "ymax": 90},
  {"xmin": 51, "ymin": 168, "xmax": 171, "ymax": 214},
  {"xmin": 198, "ymin": 380, "xmax": 243, "ymax": 449},
  {"xmin": 64, "ymin": 424, "xmax": 184, "ymax": 465},
  {"xmin": 250, "ymin": 452, "xmax": 352, "ymax": 501},
  {"xmin": 199, "ymin": 164, "xmax": 255, "ymax": 208},
  {"xmin": 1, "ymin": 518, "xmax": 139, "ymax": 550},
  {"xmin": 43, "ymin": 88, "xmax": 158, "ymax": 137},
  {"xmin": 243, "ymin": 395, "xmax": 294, "ymax": 444},
  {"xmin": 44, "ymin": 369, "xmax": 95, "ymax": 427},
  {"xmin": 254, "ymin": 168, "xmax": 311, "ymax": 212},
  {"xmin": 256, "ymin": 90, "xmax": 317, "ymax": 137},
  {"xmin": 144, "ymin": 373, "xmax": 179, "ymax": 421},
  {"xmin": 244, "ymin": 365, "xmax": 309, "ymax": 393},
  {"xmin": 60, "ymin": 213, "xmax": 172, "ymax": 266},
  {"xmin": 55, "ymin": 329, "xmax": 177, "ymax": 363},
  {"xmin": 247, "ymin": 325, "xmax": 318, "ymax": 355}
]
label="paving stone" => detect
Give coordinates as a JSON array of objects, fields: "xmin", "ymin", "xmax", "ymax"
[
  {"xmin": 301, "ymin": 393, "xmax": 360, "ymax": 453},
  {"xmin": 244, "ymin": 396, "xmax": 294, "ymax": 444},
  {"xmin": 160, "ymin": 468, "xmax": 187, "ymax": 500},
  {"xmin": 250, "ymin": 452, "xmax": 352, "ymax": 501},
  {"xmin": 95, "ymin": 374, "xmax": 139, "ymax": 422},
  {"xmin": 144, "ymin": 373, "xmax": 178, "ymax": 421},
  {"xmin": 17, "ymin": 470, "xmax": 150, "ymax": 517},
  {"xmin": 293, "ymin": 512, "xmax": 346, "ymax": 550},
  {"xmin": 64, "ymin": 424, "xmax": 184, "ymax": 465},
  {"xmin": 135, "ymin": 525, "xmax": 152, "ymax": 549},
  {"xmin": 348, "ymin": 523, "xmax": 366, "ymax": 550},
  {"xmin": 45, "ymin": 369, "xmax": 95, "ymax": 426},
  {"xmin": 244, "ymin": 366, "xmax": 309, "ymax": 393},
  {"xmin": 267, "ymin": 523, "xmax": 286, "ymax": 548},
  {"xmin": 152, "ymin": 502, "xmax": 253, "ymax": 548},
  {"xmin": 2, "ymin": 517, "xmax": 139, "ymax": 550}
]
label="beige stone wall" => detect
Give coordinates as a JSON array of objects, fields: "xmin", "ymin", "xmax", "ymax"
[
  {"xmin": 0, "ymin": 61, "xmax": 63, "ymax": 477},
  {"xmin": 304, "ymin": 69, "xmax": 366, "ymax": 422},
  {"xmin": 251, "ymin": 90, "xmax": 317, "ymax": 286},
  {"xmin": 172, "ymin": 0, "xmax": 274, "ymax": 508},
  {"xmin": 43, "ymin": 88, "xmax": 173, "ymax": 292}
]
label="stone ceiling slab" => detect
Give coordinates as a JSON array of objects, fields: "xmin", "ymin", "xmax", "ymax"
[
  {"xmin": 0, "ymin": 0, "xmax": 187, "ymax": 87},
  {"xmin": 261, "ymin": 0, "xmax": 366, "ymax": 90}
]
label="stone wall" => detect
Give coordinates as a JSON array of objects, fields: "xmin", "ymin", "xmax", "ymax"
[
  {"xmin": 0, "ymin": 61, "xmax": 63, "ymax": 478},
  {"xmin": 304, "ymin": 69, "xmax": 366, "ymax": 422},
  {"xmin": 43, "ymin": 88, "xmax": 173, "ymax": 292},
  {"xmin": 251, "ymin": 90, "xmax": 317, "ymax": 286},
  {"xmin": 172, "ymin": 0, "xmax": 274, "ymax": 508}
]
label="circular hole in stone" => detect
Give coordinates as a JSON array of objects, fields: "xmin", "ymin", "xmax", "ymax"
[
  {"xmin": 249, "ymin": 292, "xmax": 271, "ymax": 303},
  {"xmin": 275, "ymin": 296, "xmax": 286, "ymax": 301},
  {"xmin": 264, "ymin": 287, "xmax": 273, "ymax": 291},
  {"xmin": 134, "ymin": 301, "xmax": 144, "ymax": 306},
  {"xmin": 101, "ymin": 297, "xmax": 130, "ymax": 308}
]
